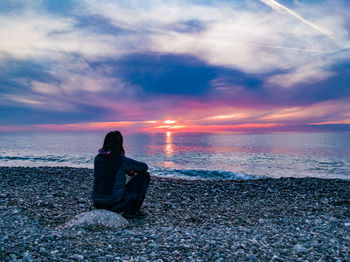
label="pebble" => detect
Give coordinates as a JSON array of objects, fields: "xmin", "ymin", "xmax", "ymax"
[
  {"xmin": 71, "ymin": 254, "xmax": 84, "ymax": 260},
  {"xmin": 1, "ymin": 167, "xmax": 350, "ymax": 262},
  {"xmin": 172, "ymin": 250, "xmax": 180, "ymax": 256},
  {"xmin": 293, "ymin": 244, "xmax": 307, "ymax": 253},
  {"xmin": 246, "ymin": 253, "xmax": 258, "ymax": 261},
  {"xmin": 271, "ymin": 254, "xmax": 284, "ymax": 261},
  {"xmin": 2, "ymin": 235, "xmax": 9, "ymax": 241},
  {"xmin": 22, "ymin": 252, "xmax": 32, "ymax": 262},
  {"xmin": 50, "ymin": 250, "xmax": 59, "ymax": 256}
]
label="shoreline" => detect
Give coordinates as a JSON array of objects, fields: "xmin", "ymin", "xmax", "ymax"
[
  {"xmin": 1, "ymin": 166, "xmax": 350, "ymax": 261},
  {"xmin": 1, "ymin": 165, "xmax": 349, "ymax": 181}
]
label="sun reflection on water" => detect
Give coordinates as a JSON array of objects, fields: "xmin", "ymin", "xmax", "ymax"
[{"xmin": 165, "ymin": 131, "xmax": 173, "ymax": 157}]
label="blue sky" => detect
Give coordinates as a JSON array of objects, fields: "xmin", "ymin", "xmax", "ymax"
[{"xmin": 0, "ymin": 0, "xmax": 349, "ymax": 132}]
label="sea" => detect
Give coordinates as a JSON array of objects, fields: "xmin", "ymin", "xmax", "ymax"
[{"xmin": 0, "ymin": 131, "xmax": 349, "ymax": 180}]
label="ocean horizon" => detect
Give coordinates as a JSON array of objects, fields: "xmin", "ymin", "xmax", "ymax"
[{"xmin": 0, "ymin": 131, "xmax": 349, "ymax": 180}]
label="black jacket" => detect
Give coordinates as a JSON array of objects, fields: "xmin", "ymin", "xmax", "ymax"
[{"xmin": 91, "ymin": 154, "xmax": 148, "ymax": 205}]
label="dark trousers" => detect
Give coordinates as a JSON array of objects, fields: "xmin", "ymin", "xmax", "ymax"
[{"xmin": 94, "ymin": 171, "xmax": 150, "ymax": 214}]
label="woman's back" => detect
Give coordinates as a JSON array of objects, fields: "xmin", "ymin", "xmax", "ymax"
[{"xmin": 93, "ymin": 154, "xmax": 123, "ymax": 196}]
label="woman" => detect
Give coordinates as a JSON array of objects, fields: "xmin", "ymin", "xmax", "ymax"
[{"xmin": 91, "ymin": 131, "xmax": 150, "ymax": 219}]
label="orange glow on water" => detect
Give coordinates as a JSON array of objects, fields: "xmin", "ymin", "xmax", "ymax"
[{"xmin": 165, "ymin": 131, "xmax": 173, "ymax": 156}]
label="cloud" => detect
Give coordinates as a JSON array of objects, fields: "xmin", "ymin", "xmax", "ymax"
[
  {"xmin": 0, "ymin": 0, "xmax": 349, "ymax": 129},
  {"xmin": 0, "ymin": 9, "xmax": 134, "ymax": 62},
  {"xmin": 78, "ymin": 0, "xmax": 350, "ymax": 87},
  {"xmin": 2, "ymin": 0, "xmax": 350, "ymax": 81},
  {"xmin": 259, "ymin": 0, "xmax": 337, "ymax": 43}
]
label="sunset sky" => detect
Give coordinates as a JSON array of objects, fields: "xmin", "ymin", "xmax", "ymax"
[{"xmin": 0, "ymin": 0, "xmax": 350, "ymax": 133}]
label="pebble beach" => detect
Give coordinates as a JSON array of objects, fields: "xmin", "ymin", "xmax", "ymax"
[{"xmin": 0, "ymin": 166, "xmax": 350, "ymax": 261}]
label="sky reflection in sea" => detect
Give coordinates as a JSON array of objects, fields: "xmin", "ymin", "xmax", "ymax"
[{"xmin": 0, "ymin": 131, "xmax": 349, "ymax": 180}]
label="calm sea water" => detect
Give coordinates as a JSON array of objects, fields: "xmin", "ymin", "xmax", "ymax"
[{"xmin": 0, "ymin": 131, "xmax": 349, "ymax": 180}]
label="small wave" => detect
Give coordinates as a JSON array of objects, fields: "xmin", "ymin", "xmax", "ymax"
[
  {"xmin": 152, "ymin": 168, "xmax": 259, "ymax": 180},
  {"xmin": 317, "ymin": 161, "xmax": 344, "ymax": 167},
  {"xmin": 0, "ymin": 155, "xmax": 69, "ymax": 163}
]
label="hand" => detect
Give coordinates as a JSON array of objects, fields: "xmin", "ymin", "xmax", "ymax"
[{"xmin": 127, "ymin": 170, "xmax": 137, "ymax": 177}]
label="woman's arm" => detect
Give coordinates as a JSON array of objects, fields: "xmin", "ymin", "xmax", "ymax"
[{"xmin": 122, "ymin": 155, "xmax": 148, "ymax": 172}]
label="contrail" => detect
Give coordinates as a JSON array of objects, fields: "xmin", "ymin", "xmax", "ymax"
[
  {"xmin": 240, "ymin": 42, "xmax": 327, "ymax": 53},
  {"xmin": 259, "ymin": 0, "xmax": 339, "ymax": 44},
  {"xmin": 221, "ymin": 39, "xmax": 327, "ymax": 53}
]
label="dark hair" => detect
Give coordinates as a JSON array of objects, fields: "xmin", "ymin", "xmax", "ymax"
[{"xmin": 102, "ymin": 131, "xmax": 125, "ymax": 156}]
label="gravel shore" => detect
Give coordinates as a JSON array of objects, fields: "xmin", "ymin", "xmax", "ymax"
[{"xmin": 0, "ymin": 166, "xmax": 349, "ymax": 261}]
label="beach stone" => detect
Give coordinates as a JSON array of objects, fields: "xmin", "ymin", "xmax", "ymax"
[
  {"xmin": 293, "ymin": 244, "xmax": 307, "ymax": 253},
  {"xmin": 22, "ymin": 252, "xmax": 32, "ymax": 262},
  {"xmin": 172, "ymin": 250, "xmax": 180, "ymax": 256},
  {"xmin": 246, "ymin": 253, "xmax": 258, "ymax": 261},
  {"xmin": 71, "ymin": 254, "xmax": 84, "ymax": 260},
  {"xmin": 271, "ymin": 254, "xmax": 284, "ymax": 262},
  {"xmin": 61, "ymin": 209, "xmax": 128, "ymax": 230}
]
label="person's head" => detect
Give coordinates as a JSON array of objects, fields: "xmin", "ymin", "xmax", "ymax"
[{"xmin": 101, "ymin": 131, "xmax": 125, "ymax": 156}]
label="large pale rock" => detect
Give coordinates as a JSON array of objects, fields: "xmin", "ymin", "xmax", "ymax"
[{"xmin": 62, "ymin": 209, "xmax": 128, "ymax": 230}]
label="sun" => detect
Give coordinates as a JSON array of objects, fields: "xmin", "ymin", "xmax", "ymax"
[{"xmin": 164, "ymin": 120, "xmax": 176, "ymax": 124}]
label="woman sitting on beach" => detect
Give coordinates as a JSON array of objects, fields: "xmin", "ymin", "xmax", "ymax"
[{"xmin": 91, "ymin": 131, "xmax": 150, "ymax": 219}]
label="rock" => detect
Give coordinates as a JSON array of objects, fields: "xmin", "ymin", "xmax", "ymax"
[
  {"xmin": 22, "ymin": 251, "xmax": 32, "ymax": 262},
  {"xmin": 60, "ymin": 209, "xmax": 128, "ymax": 230},
  {"xmin": 71, "ymin": 254, "xmax": 84, "ymax": 260},
  {"xmin": 8, "ymin": 254, "xmax": 17, "ymax": 262},
  {"xmin": 1, "ymin": 235, "xmax": 9, "ymax": 241},
  {"xmin": 344, "ymin": 222, "xmax": 350, "ymax": 227},
  {"xmin": 271, "ymin": 254, "xmax": 284, "ymax": 261},
  {"xmin": 246, "ymin": 253, "xmax": 258, "ymax": 261},
  {"xmin": 293, "ymin": 244, "xmax": 307, "ymax": 253},
  {"xmin": 172, "ymin": 250, "xmax": 181, "ymax": 256},
  {"xmin": 50, "ymin": 250, "xmax": 59, "ymax": 256},
  {"xmin": 0, "ymin": 193, "xmax": 7, "ymax": 198}
]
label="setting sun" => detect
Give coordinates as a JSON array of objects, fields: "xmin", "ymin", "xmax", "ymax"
[{"xmin": 164, "ymin": 120, "xmax": 176, "ymax": 124}]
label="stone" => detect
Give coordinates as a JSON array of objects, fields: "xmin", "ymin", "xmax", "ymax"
[
  {"xmin": 172, "ymin": 250, "xmax": 180, "ymax": 256},
  {"xmin": 50, "ymin": 250, "xmax": 59, "ymax": 255},
  {"xmin": 271, "ymin": 254, "xmax": 284, "ymax": 262},
  {"xmin": 1, "ymin": 235, "xmax": 9, "ymax": 241},
  {"xmin": 22, "ymin": 252, "xmax": 32, "ymax": 262},
  {"xmin": 60, "ymin": 209, "xmax": 128, "ymax": 230},
  {"xmin": 9, "ymin": 254, "xmax": 17, "ymax": 262},
  {"xmin": 246, "ymin": 253, "xmax": 258, "ymax": 261},
  {"xmin": 71, "ymin": 254, "xmax": 84, "ymax": 260},
  {"xmin": 293, "ymin": 244, "xmax": 307, "ymax": 253}
]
